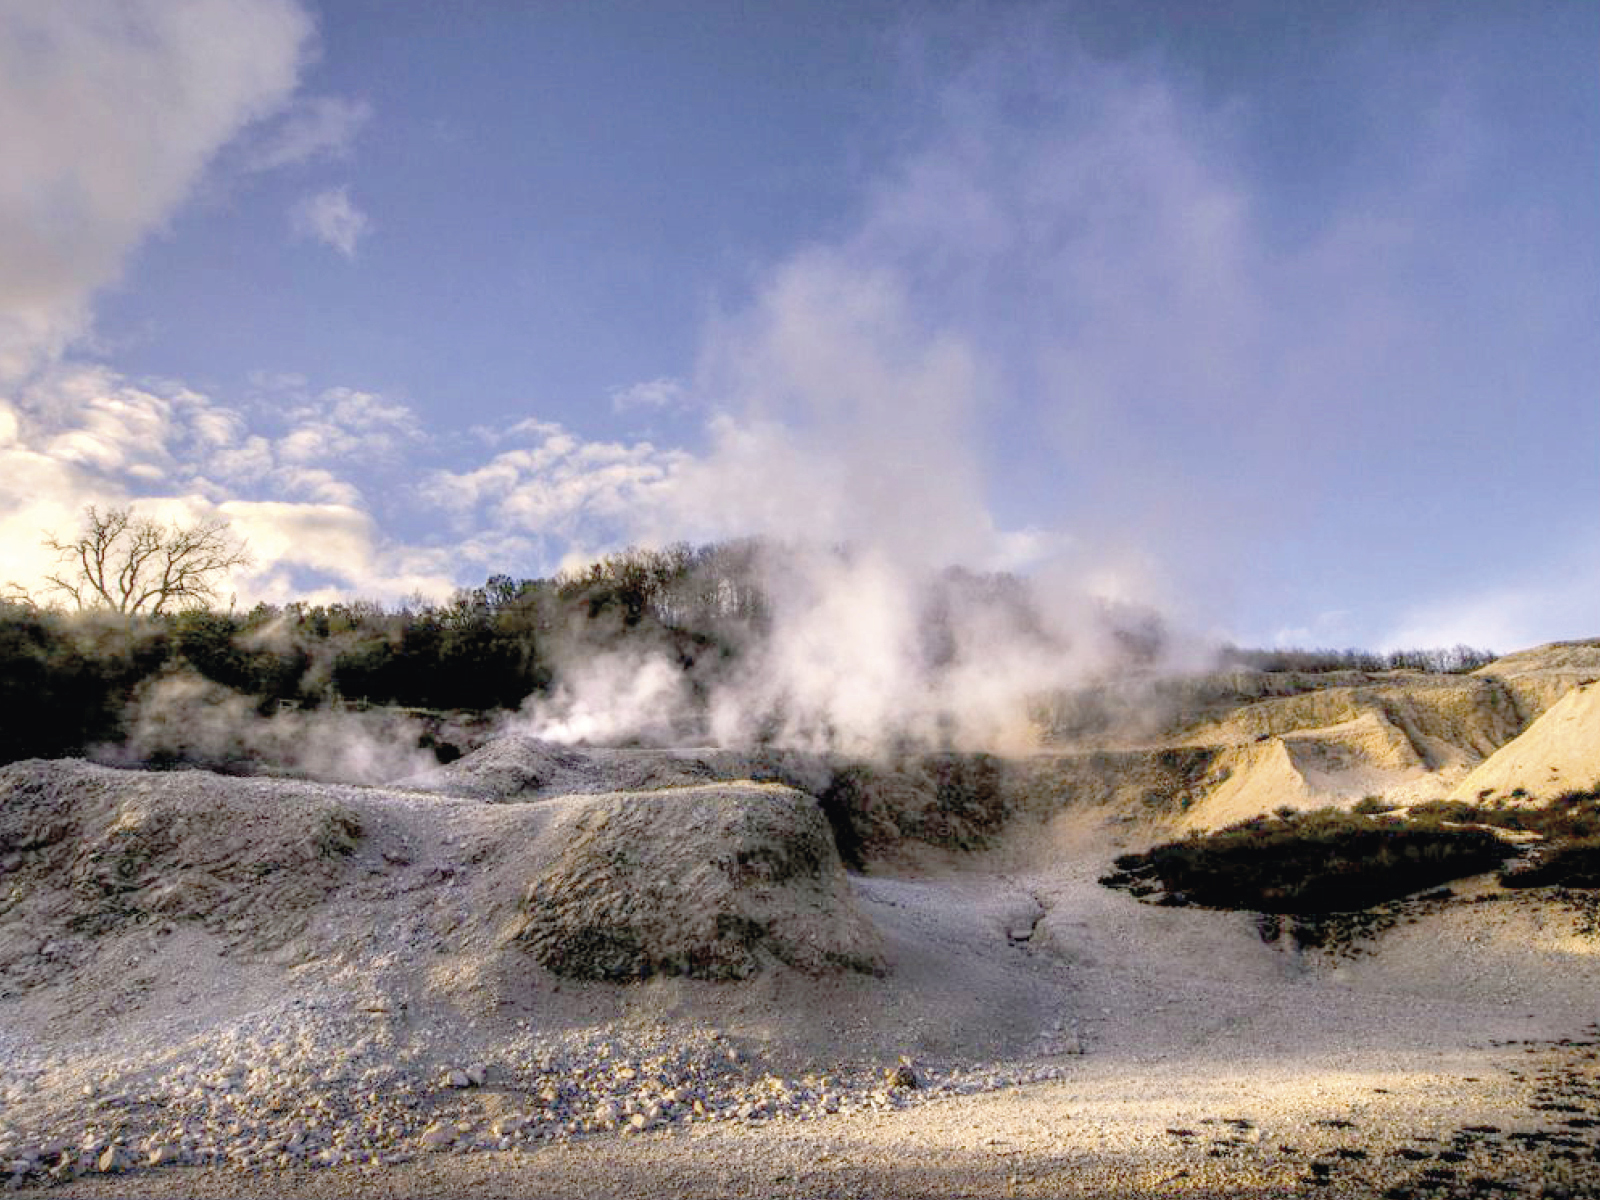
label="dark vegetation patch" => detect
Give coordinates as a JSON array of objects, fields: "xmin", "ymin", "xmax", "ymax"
[
  {"xmin": 1501, "ymin": 839, "xmax": 1600, "ymax": 889},
  {"xmin": 1411, "ymin": 789, "xmax": 1600, "ymax": 841},
  {"xmin": 1403, "ymin": 790, "xmax": 1600, "ymax": 891},
  {"xmin": 815, "ymin": 752, "xmax": 1007, "ymax": 868},
  {"xmin": 0, "ymin": 609, "xmax": 168, "ymax": 763},
  {"xmin": 1099, "ymin": 807, "xmax": 1513, "ymax": 914},
  {"xmin": 1215, "ymin": 644, "xmax": 1496, "ymax": 675},
  {"xmin": 2, "ymin": 540, "xmax": 1506, "ymax": 776},
  {"xmin": 0, "ymin": 544, "xmax": 768, "ymax": 768},
  {"xmin": 1255, "ymin": 888, "xmax": 1458, "ymax": 955}
]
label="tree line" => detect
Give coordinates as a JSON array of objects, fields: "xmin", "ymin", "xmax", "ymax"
[
  {"xmin": 1215, "ymin": 643, "xmax": 1496, "ymax": 675},
  {"xmin": 0, "ymin": 540, "xmax": 773, "ymax": 764},
  {"xmin": 0, "ymin": 506, "xmax": 1499, "ymax": 766}
]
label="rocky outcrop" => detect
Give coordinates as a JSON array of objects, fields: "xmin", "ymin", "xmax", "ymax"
[
  {"xmin": 512, "ymin": 783, "xmax": 883, "ymax": 981},
  {"xmin": 0, "ymin": 759, "xmax": 363, "ymax": 985},
  {"xmin": 1473, "ymin": 640, "xmax": 1600, "ymax": 723},
  {"xmin": 1448, "ymin": 681, "xmax": 1600, "ymax": 803}
]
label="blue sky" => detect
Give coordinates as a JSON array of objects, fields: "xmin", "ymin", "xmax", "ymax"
[{"xmin": 0, "ymin": 0, "xmax": 1595, "ymax": 653}]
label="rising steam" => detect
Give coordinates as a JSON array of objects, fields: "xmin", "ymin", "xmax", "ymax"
[
  {"xmin": 95, "ymin": 671, "xmax": 442, "ymax": 785},
  {"xmin": 509, "ymin": 248, "xmax": 1182, "ymax": 756}
]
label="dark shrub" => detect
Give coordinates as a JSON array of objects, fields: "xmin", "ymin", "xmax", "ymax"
[
  {"xmin": 1500, "ymin": 838, "xmax": 1600, "ymax": 889},
  {"xmin": 1104, "ymin": 808, "xmax": 1512, "ymax": 913}
]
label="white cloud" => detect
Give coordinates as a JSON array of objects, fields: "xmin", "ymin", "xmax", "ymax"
[
  {"xmin": 610, "ymin": 377, "xmax": 687, "ymax": 411},
  {"xmin": 0, "ymin": 356, "xmax": 706, "ymax": 607},
  {"xmin": 218, "ymin": 500, "xmax": 455, "ymax": 604},
  {"xmin": 0, "ymin": 364, "xmax": 450, "ymax": 607},
  {"xmin": 422, "ymin": 422, "xmax": 690, "ymax": 570},
  {"xmin": 291, "ymin": 186, "xmax": 370, "ymax": 258},
  {"xmin": 245, "ymin": 94, "xmax": 371, "ymax": 171},
  {"xmin": 278, "ymin": 387, "xmax": 422, "ymax": 464},
  {"xmin": 0, "ymin": 0, "xmax": 313, "ymax": 379},
  {"xmin": 0, "ymin": 0, "xmax": 681, "ymax": 606}
]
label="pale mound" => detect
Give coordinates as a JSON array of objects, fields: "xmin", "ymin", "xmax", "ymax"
[
  {"xmin": 1038, "ymin": 668, "xmax": 1399, "ymax": 748},
  {"xmin": 406, "ymin": 736, "xmax": 750, "ymax": 800},
  {"xmin": 0, "ymin": 759, "xmax": 364, "ymax": 990},
  {"xmin": 1476, "ymin": 638, "xmax": 1600, "ymax": 676},
  {"xmin": 1187, "ymin": 677, "xmax": 1519, "ymax": 767},
  {"xmin": 1449, "ymin": 680, "xmax": 1600, "ymax": 803},
  {"xmin": 512, "ymin": 783, "xmax": 883, "ymax": 981},
  {"xmin": 411, "ymin": 737, "xmax": 1012, "ymax": 866},
  {"xmin": 1185, "ymin": 740, "xmax": 1312, "ymax": 830},
  {"xmin": 1475, "ymin": 638, "xmax": 1600, "ymax": 720},
  {"xmin": 403, "ymin": 735, "xmax": 599, "ymax": 798},
  {"xmin": 0, "ymin": 759, "xmax": 881, "ymax": 1012}
]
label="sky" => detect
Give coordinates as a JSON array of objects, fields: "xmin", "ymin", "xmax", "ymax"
[{"xmin": 0, "ymin": 0, "xmax": 1595, "ymax": 653}]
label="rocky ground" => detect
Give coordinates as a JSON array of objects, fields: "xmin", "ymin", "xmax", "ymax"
[
  {"xmin": 5, "ymin": 829, "xmax": 1600, "ymax": 1198},
  {"xmin": 5, "ymin": 641, "xmax": 1600, "ymax": 1197}
]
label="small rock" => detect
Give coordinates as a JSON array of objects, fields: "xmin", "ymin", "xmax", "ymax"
[
  {"xmin": 465, "ymin": 1064, "xmax": 487, "ymax": 1088},
  {"xmin": 886, "ymin": 1062, "xmax": 920, "ymax": 1090},
  {"xmin": 96, "ymin": 1146, "xmax": 126, "ymax": 1174},
  {"xmin": 418, "ymin": 1122, "xmax": 455, "ymax": 1150},
  {"xmin": 444, "ymin": 1068, "xmax": 472, "ymax": 1089}
]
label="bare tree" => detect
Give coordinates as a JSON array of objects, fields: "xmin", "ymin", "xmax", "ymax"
[{"xmin": 42, "ymin": 505, "xmax": 251, "ymax": 615}]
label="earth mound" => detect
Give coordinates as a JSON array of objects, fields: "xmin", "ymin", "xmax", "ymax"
[
  {"xmin": 1474, "ymin": 638, "xmax": 1600, "ymax": 720},
  {"xmin": 1449, "ymin": 680, "xmax": 1600, "ymax": 803},
  {"xmin": 0, "ymin": 759, "xmax": 363, "ymax": 991},
  {"xmin": 411, "ymin": 736, "xmax": 1010, "ymax": 867},
  {"xmin": 406, "ymin": 737, "xmax": 832, "ymax": 802},
  {"xmin": 512, "ymin": 783, "xmax": 883, "ymax": 981},
  {"xmin": 0, "ymin": 758, "xmax": 882, "ymax": 1005}
]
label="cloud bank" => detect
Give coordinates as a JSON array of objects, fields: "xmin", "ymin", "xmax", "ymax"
[{"xmin": 0, "ymin": 0, "xmax": 312, "ymax": 379}]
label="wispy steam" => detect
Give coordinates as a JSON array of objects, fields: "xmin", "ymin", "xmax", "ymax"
[
  {"xmin": 511, "ymin": 48, "xmax": 1223, "ymax": 754},
  {"xmin": 521, "ymin": 653, "xmax": 695, "ymax": 747},
  {"xmin": 96, "ymin": 671, "xmax": 439, "ymax": 785},
  {"xmin": 510, "ymin": 539, "xmax": 1169, "ymax": 758}
]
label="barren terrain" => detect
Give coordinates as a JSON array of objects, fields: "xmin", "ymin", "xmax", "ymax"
[{"xmin": 4, "ymin": 641, "xmax": 1600, "ymax": 1197}]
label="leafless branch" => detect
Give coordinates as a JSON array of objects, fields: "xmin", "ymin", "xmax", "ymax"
[{"xmin": 41, "ymin": 505, "xmax": 252, "ymax": 615}]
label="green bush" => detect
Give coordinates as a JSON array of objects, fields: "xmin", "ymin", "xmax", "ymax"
[
  {"xmin": 1101, "ymin": 807, "xmax": 1512, "ymax": 913},
  {"xmin": 1500, "ymin": 837, "xmax": 1600, "ymax": 889},
  {"xmin": 1410, "ymin": 791, "xmax": 1600, "ymax": 841}
]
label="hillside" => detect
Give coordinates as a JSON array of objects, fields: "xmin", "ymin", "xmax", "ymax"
[
  {"xmin": 1017, "ymin": 642, "xmax": 1600, "ymax": 841},
  {"xmin": 4, "ymin": 639, "xmax": 1600, "ymax": 1197}
]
